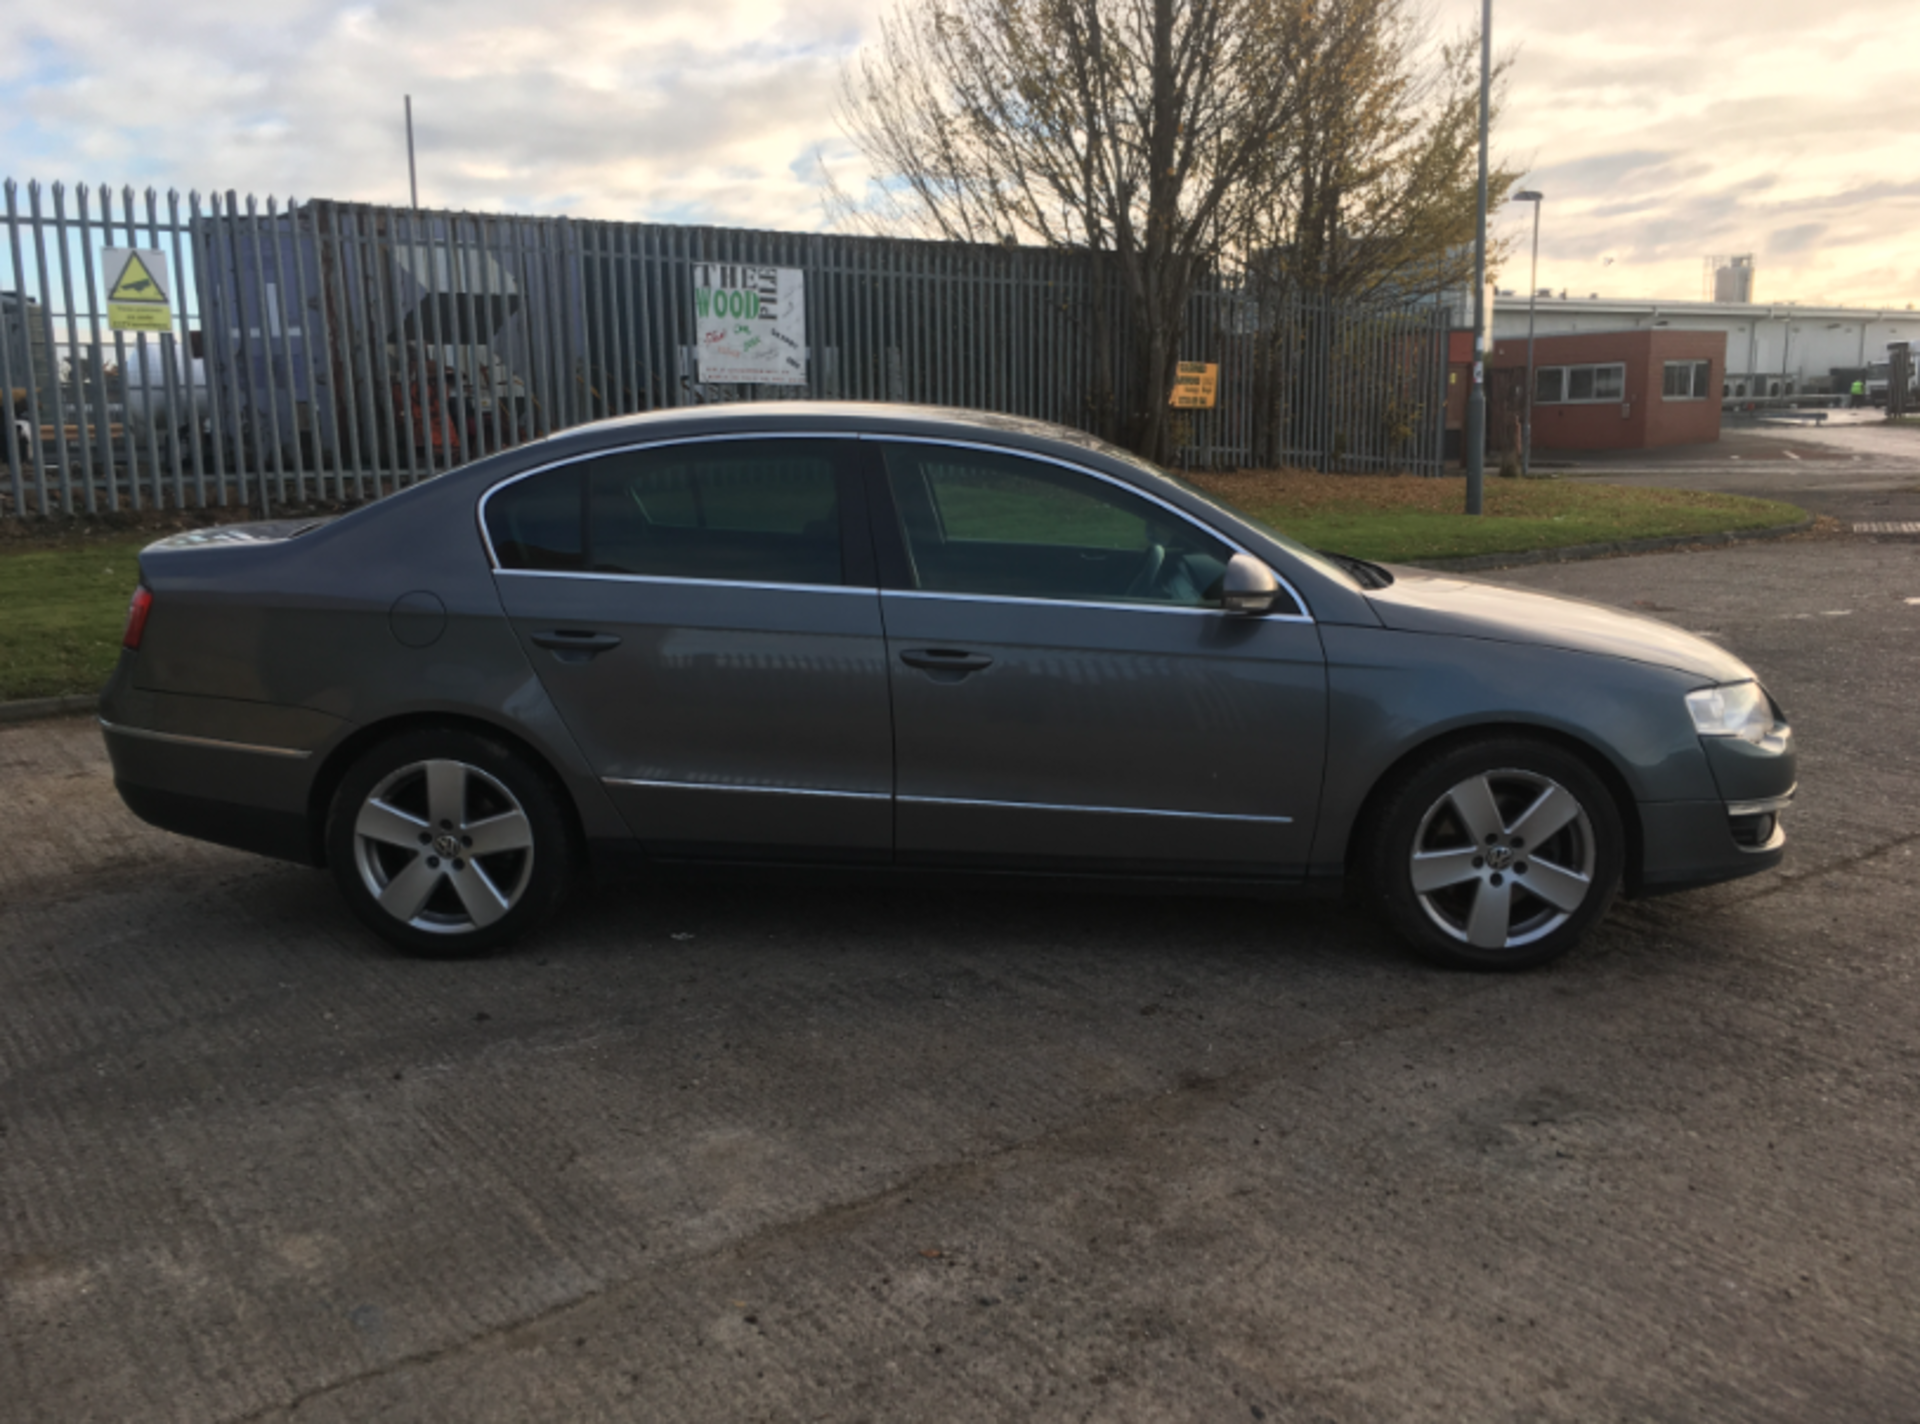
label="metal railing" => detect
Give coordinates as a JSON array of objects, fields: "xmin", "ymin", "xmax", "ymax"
[{"xmin": 2, "ymin": 179, "xmax": 1452, "ymax": 518}]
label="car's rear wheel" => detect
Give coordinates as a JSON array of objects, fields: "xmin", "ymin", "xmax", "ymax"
[
  {"xmin": 326, "ymin": 728, "xmax": 572, "ymax": 958},
  {"xmin": 1366, "ymin": 737, "xmax": 1623, "ymax": 971}
]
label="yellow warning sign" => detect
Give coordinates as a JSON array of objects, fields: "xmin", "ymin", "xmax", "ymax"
[
  {"xmin": 104, "ymin": 247, "xmax": 173, "ymax": 332},
  {"xmin": 1169, "ymin": 361, "xmax": 1218, "ymax": 409}
]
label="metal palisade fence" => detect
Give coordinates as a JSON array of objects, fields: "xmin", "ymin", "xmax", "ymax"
[{"xmin": 1, "ymin": 179, "xmax": 1450, "ymax": 518}]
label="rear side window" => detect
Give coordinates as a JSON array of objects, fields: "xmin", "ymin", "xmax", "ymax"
[
  {"xmin": 486, "ymin": 466, "xmax": 584, "ymax": 571},
  {"xmin": 487, "ymin": 439, "xmax": 846, "ymax": 586}
]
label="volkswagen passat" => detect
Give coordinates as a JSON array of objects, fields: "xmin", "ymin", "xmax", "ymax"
[{"xmin": 100, "ymin": 404, "xmax": 1795, "ymax": 969}]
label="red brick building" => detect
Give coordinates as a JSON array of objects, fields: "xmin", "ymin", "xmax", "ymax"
[{"xmin": 1487, "ymin": 329, "xmax": 1727, "ymax": 453}]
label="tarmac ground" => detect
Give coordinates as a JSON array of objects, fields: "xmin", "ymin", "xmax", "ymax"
[{"xmin": 4, "ymin": 449, "xmax": 1920, "ymax": 1420}]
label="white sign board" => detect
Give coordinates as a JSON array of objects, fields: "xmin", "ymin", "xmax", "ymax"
[
  {"xmin": 693, "ymin": 264, "xmax": 805, "ymax": 385},
  {"xmin": 103, "ymin": 247, "xmax": 174, "ymax": 332}
]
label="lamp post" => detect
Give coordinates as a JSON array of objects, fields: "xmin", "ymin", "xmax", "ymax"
[
  {"xmin": 405, "ymin": 95, "xmax": 419, "ymax": 208},
  {"xmin": 1513, "ymin": 190, "xmax": 1543, "ymax": 477},
  {"xmin": 1466, "ymin": 0, "xmax": 1492, "ymax": 515}
]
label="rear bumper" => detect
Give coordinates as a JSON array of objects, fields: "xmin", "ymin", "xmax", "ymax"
[
  {"xmin": 99, "ymin": 691, "xmax": 336, "ymax": 866},
  {"xmin": 1631, "ymin": 789, "xmax": 1791, "ymax": 897}
]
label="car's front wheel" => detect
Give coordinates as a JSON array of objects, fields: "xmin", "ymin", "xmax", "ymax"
[
  {"xmin": 325, "ymin": 728, "xmax": 572, "ymax": 957},
  {"xmin": 1366, "ymin": 737, "xmax": 1624, "ymax": 970}
]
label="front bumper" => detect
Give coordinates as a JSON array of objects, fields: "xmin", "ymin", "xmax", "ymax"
[{"xmin": 1631, "ymin": 784, "xmax": 1793, "ymax": 897}]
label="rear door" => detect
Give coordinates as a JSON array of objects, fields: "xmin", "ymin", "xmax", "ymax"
[
  {"xmin": 868, "ymin": 439, "xmax": 1328, "ymax": 876},
  {"xmin": 485, "ymin": 434, "xmax": 892, "ymax": 861}
]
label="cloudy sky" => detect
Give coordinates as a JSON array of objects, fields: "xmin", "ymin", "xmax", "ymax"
[{"xmin": 4, "ymin": 0, "xmax": 1916, "ymax": 308}]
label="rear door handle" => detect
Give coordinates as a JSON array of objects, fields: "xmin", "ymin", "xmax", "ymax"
[
  {"xmin": 531, "ymin": 629, "xmax": 621, "ymax": 661},
  {"xmin": 900, "ymin": 647, "xmax": 993, "ymax": 674}
]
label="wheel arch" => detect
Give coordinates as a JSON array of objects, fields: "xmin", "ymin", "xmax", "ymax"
[
  {"xmin": 1341, "ymin": 721, "xmax": 1644, "ymax": 893},
  {"xmin": 305, "ymin": 711, "xmax": 590, "ymax": 869}
]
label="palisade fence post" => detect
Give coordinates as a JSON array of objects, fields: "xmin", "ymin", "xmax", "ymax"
[
  {"xmin": 373, "ymin": 204, "xmax": 420, "ymax": 489},
  {"xmin": 359, "ymin": 206, "xmax": 404, "ymax": 491},
  {"xmin": 198, "ymin": 192, "xmax": 246, "ymax": 509},
  {"xmin": 216, "ymin": 193, "xmax": 262, "ymax": 515},
  {"xmin": 400, "ymin": 206, "xmax": 440, "ymax": 480},
  {"xmin": 268, "ymin": 194, "xmax": 310, "ymax": 503},
  {"xmin": 313, "ymin": 203, "xmax": 361, "ymax": 501},
  {"xmin": 422, "ymin": 201, "xmax": 458, "ymax": 473},
  {"xmin": 56, "ymin": 181, "xmax": 107, "ymax": 512},
  {"xmin": 72, "ymin": 182, "xmax": 114, "ymax": 511},
  {"xmin": 161, "ymin": 189, "xmax": 203, "ymax": 507},
  {"xmin": 184, "ymin": 193, "xmax": 223, "ymax": 505},
  {"xmin": 145, "ymin": 187, "xmax": 185, "ymax": 507},
  {"xmin": 472, "ymin": 214, "xmax": 503, "ymax": 456},
  {"xmin": 10, "ymin": 180, "xmax": 53, "ymax": 516},
  {"xmin": 242, "ymin": 193, "xmax": 289, "ymax": 506},
  {"xmin": 0, "ymin": 189, "xmax": 20, "ymax": 513},
  {"xmin": 28, "ymin": 182, "xmax": 76, "ymax": 514},
  {"xmin": 614, "ymin": 219, "xmax": 639, "ymax": 416},
  {"xmin": 284, "ymin": 197, "xmax": 329, "ymax": 499},
  {"xmin": 127, "ymin": 186, "xmax": 165, "ymax": 507}
]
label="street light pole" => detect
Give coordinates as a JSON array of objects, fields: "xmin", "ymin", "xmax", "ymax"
[
  {"xmin": 405, "ymin": 95, "xmax": 419, "ymax": 209},
  {"xmin": 1465, "ymin": 0, "xmax": 1492, "ymax": 515},
  {"xmin": 1514, "ymin": 190, "xmax": 1543, "ymax": 477}
]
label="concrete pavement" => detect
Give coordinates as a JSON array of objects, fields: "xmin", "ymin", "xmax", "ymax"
[{"xmin": 3, "ymin": 536, "xmax": 1919, "ymax": 1422}]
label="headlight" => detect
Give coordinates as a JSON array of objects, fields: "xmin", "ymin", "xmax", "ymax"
[{"xmin": 1686, "ymin": 681, "xmax": 1787, "ymax": 750}]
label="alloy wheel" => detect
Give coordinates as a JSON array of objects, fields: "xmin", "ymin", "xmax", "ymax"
[
  {"xmin": 351, "ymin": 758, "xmax": 536, "ymax": 935},
  {"xmin": 1408, "ymin": 767, "xmax": 1597, "ymax": 950}
]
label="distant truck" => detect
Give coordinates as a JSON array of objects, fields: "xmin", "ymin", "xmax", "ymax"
[{"xmin": 1864, "ymin": 342, "xmax": 1917, "ymax": 408}]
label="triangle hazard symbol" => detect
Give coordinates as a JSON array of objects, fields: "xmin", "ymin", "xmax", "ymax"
[{"xmin": 110, "ymin": 253, "xmax": 165, "ymax": 303}]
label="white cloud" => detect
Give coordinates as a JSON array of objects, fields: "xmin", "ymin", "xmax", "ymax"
[
  {"xmin": 3, "ymin": 0, "xmax": 877, "ymax": 230},
  {"xmin": 4, "ymin": 0, "xmax": 1916, "ymax": 305},
  {"xmin": 1435, "ymin": 0, "xmax": 1920, "ymax": 304}
]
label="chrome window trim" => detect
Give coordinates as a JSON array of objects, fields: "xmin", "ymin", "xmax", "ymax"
[
  {"xmin": 497, "ymin": 568, "xmax": 872, "ymax": 597},
  {"xmin": 475, "ymin": 430, "xmax": 852, "ymax": 577},
  {"xmin": 862, "ymin": 434, "xmax": 1313, "ymax": 622},
  {"xmin": 1726, "ymin": 787, "xmax": 1796, "ymax": 817},
  {"xmin": 900, "ymin": 793, "xmax": 1292, "ymax": 825},
  {"xmin": 98, "ymin": 718, "xmax": 314, "ymax": 760},
  {"xmin": 604, "ymin": 776, "xmax": 889, "ymax": 802}
]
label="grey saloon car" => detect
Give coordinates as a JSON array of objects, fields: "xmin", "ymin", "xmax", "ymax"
[{"xmin": 99, "ymin": 403, "xmax": 1795, "ymax": 969}]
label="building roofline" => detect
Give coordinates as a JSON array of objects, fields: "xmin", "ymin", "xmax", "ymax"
[{"xmin": 1502, "ymin": 296, "xmax": 1915, "ymax": 322}]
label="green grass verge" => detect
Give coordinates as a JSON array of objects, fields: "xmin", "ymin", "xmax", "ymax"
[
  {"xmin": 0, "ymin": 533, "xmax": 150, "ymax": 702},
  {"xmin": 1190, "ymin": 472, "xmax": 1806, "ymax": 565}
]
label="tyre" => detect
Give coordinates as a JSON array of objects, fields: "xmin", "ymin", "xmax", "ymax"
[
  {"xmin": 1364, "ymin": 737, "xmax": 1624, "ymax": 971},
  {"xmin": 325, "ymin": 728, "xmax": 573, "ymax": 958}
]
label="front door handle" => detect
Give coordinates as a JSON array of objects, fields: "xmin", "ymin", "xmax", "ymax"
[
  {"xmin": 900, "ymin": 647, "xmax": 993, "ymax": 675},
  {"xmin": 531, "ymin": 629, "xmax": 621, "ymax": 661}
]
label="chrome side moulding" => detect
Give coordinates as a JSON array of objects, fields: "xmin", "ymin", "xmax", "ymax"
[
  {"xmin": 603, "ymin": 777, "xmax": 889, "ymax": 801},
  {"xmin": 98, "ymin": 718, "xmax": 314, "ymax": 760},
  {"xmin": 899, "ymin": 794, "xmax": 1292, "ymax": 825}
]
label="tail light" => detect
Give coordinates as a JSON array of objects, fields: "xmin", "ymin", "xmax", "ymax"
[{"xmin": 123, "ymin": 585, "xmax": 154, "ymax": 651}]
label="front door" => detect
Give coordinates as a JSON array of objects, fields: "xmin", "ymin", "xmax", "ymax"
[
  {"xmin": 486, "ymin": 434, "xmax": 892, "ymax": 860},
  {"xmin": 869, "ymin": 440, "xmax": 1328, "ymax": 876}
]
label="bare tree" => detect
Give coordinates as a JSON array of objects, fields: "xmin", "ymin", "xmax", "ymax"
[{"xmin": 834, "ymin": 0, "xmax": 1322, "ymax": 461}]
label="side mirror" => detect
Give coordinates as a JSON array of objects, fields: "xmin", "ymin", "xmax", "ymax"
[{"xmin": 1220, "ymin": 552, "xmax": 1282, "ymax": 615}]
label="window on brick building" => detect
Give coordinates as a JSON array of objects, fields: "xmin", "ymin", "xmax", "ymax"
[
  {"xmin": 1537, "ymin": 363, "xmax": 1626, "ymax": 404},
  {"xmin": 1662, "ymin": 360, "xmax": 1712, "ymax": 399}
]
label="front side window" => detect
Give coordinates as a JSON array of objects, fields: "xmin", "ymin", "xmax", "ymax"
[
  {"xmin": 486, "ymin": 439, "xmax": 844, "ymax": 585},
  {"xmin": 880, "ymin": 444, "xmax": 1251, "ymax": 609}
]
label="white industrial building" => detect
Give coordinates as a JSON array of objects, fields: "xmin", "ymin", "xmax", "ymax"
[{"xmin": 1487, "ymin": 296, "xmax": 1917, "ymax": 398}]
